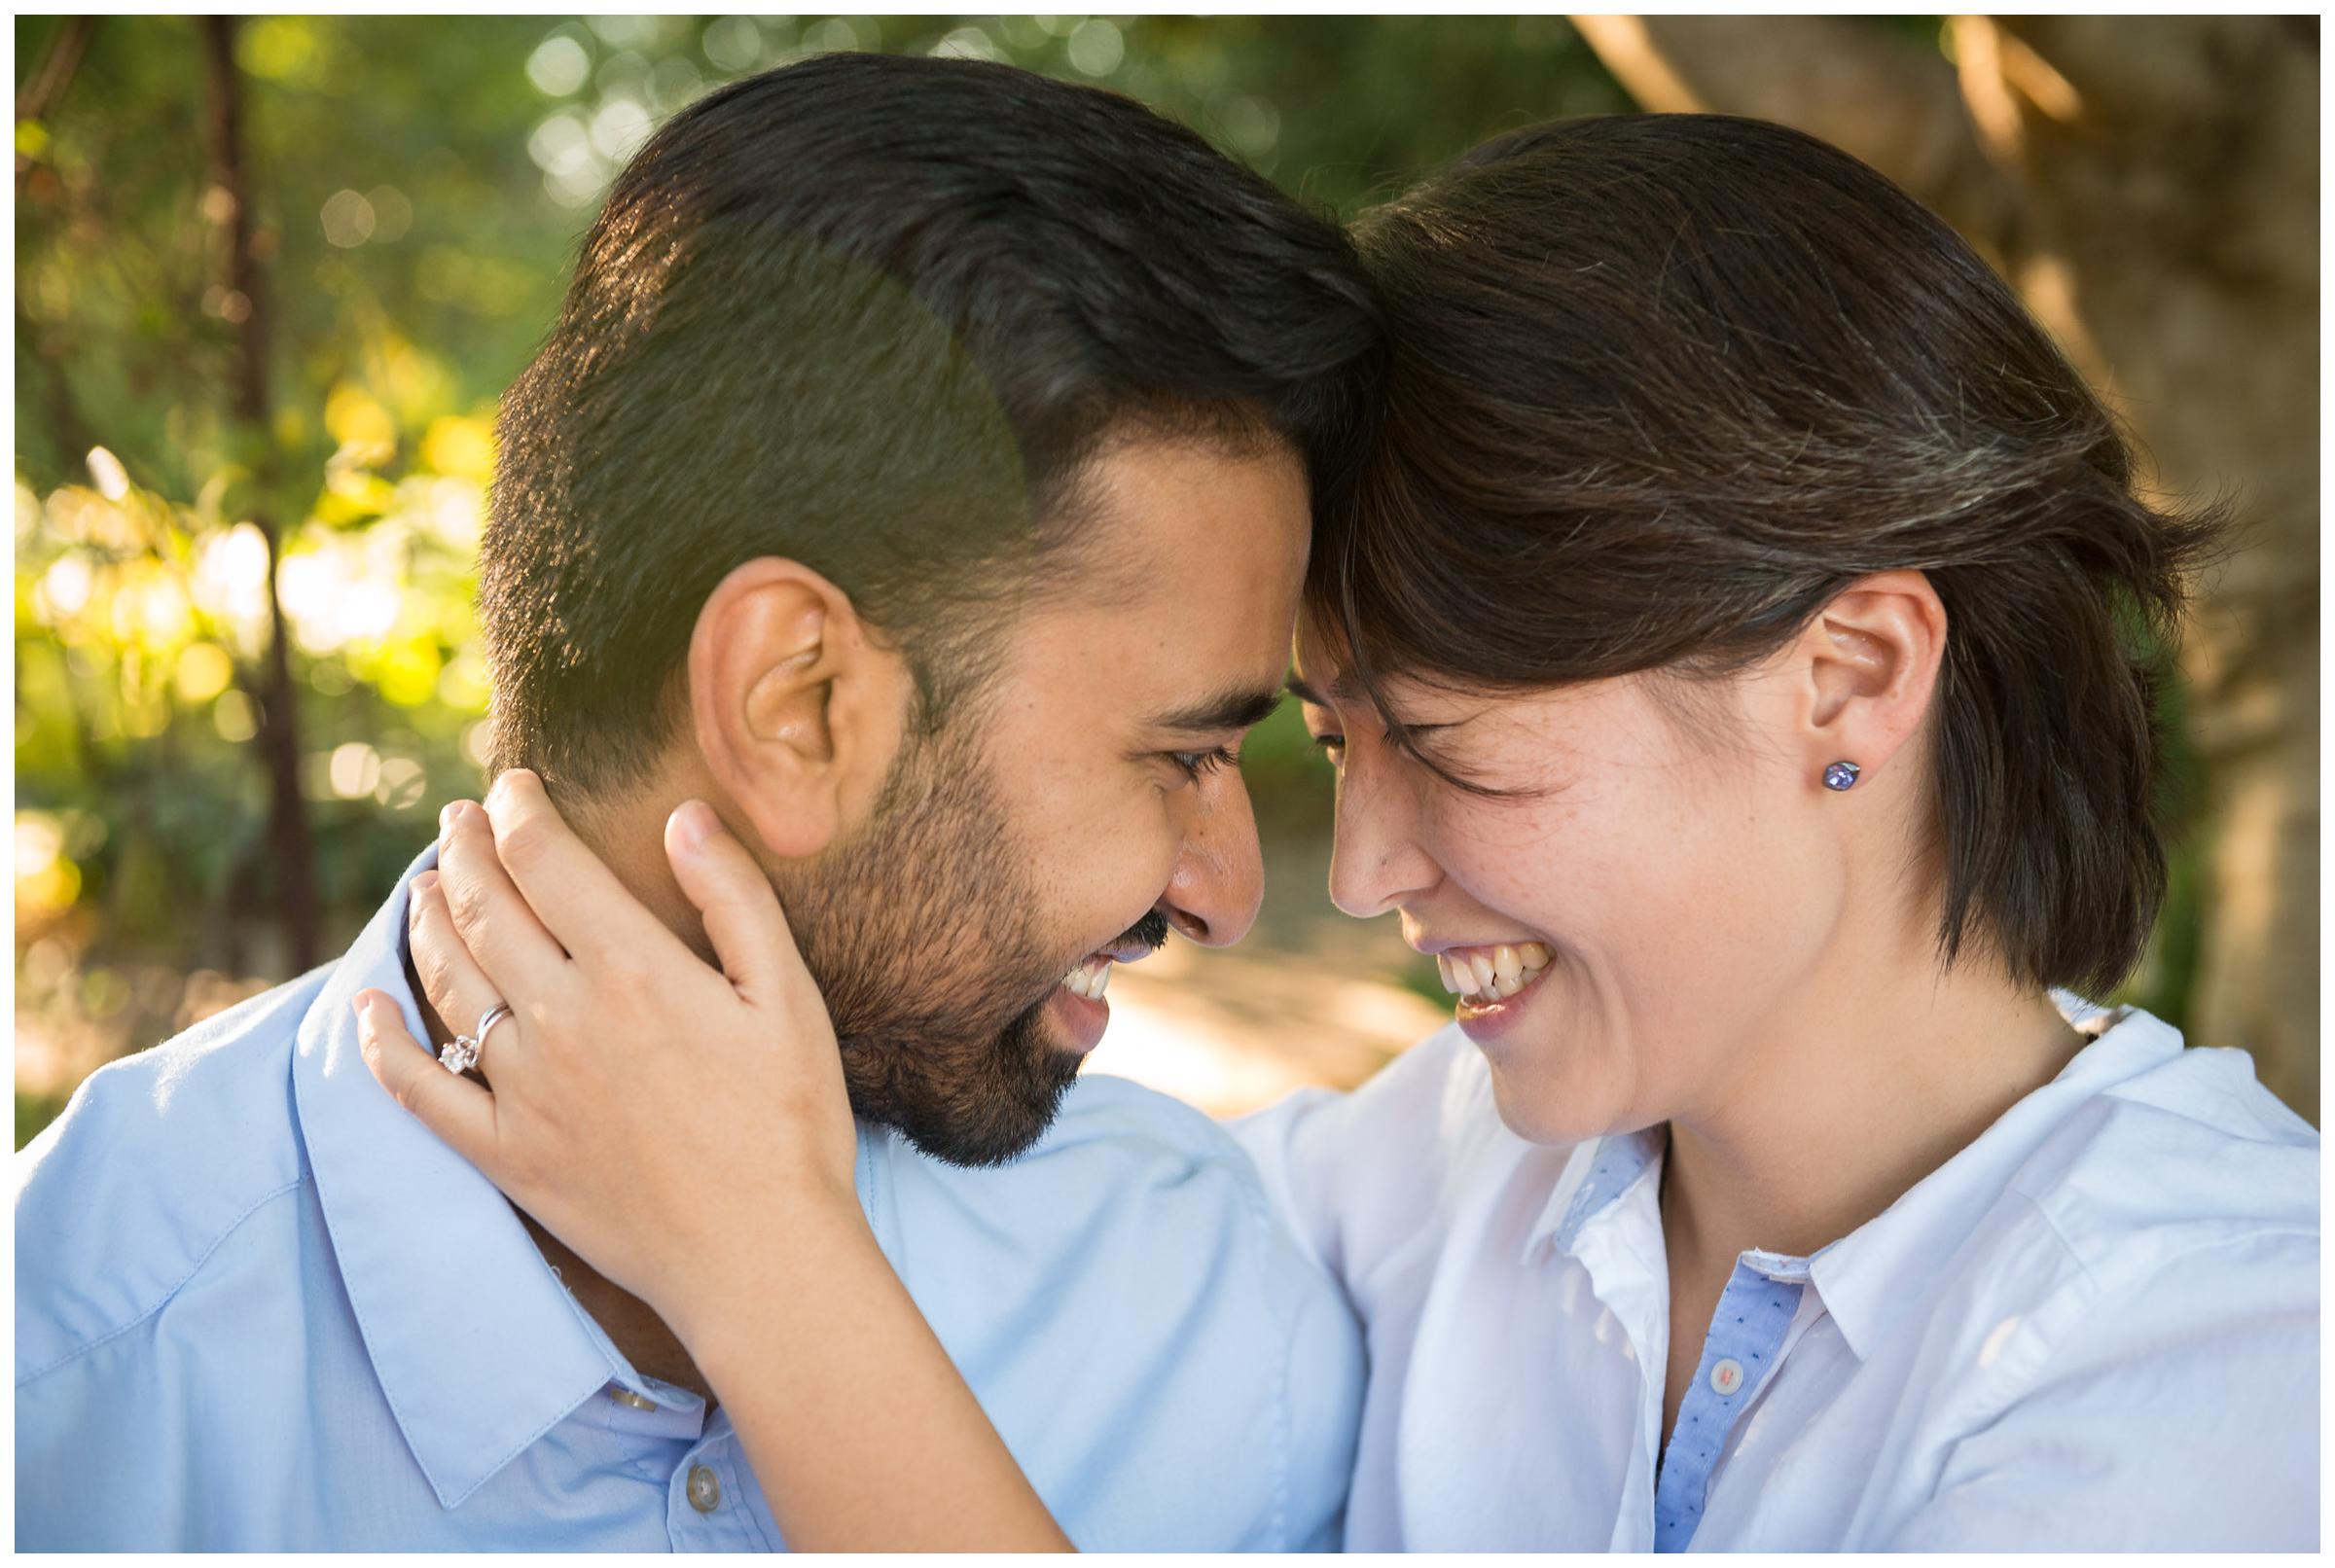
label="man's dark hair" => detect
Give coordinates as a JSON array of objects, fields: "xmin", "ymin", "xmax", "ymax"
[
  {"xmin": 1309, "ymin": 113, "xmax": 2226, "ymax": 999},
  {"xmin": 485, "ymin": 52, "xmax": 1382, "ymax": 794}
]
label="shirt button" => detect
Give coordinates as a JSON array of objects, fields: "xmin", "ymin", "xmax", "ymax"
[
  {"xmin": 686, "ymin": 1464, "xmax": 721, "ymax": 1514},
  {"xmin": 1710, "ymin": 1357, "xmax": 1745, "ymax": 1395},
  {"xmin": 611, "ymin": 1388, "xmax": 659, "ymax": 1410}
]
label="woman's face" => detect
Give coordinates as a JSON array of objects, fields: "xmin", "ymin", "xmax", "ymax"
[{"xmin": 1293, "ymin": 621, "xmax": 1852, "ymax": 1145}]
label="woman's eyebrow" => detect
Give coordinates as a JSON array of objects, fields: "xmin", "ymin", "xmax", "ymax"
[
  {"xmin": 1287, "ymin": 672, "xmax": 1468, "ymax": 734},
  {"xmin": 1286, "ymin": 671, "xmax": 1368, "ymax": 706}
]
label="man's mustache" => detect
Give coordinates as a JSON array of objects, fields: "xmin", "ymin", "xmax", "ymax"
[{"xmin": 1122, "ymin": 908, "xmax": 1170, "ymax": 954}]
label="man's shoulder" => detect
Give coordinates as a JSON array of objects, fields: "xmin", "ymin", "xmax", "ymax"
[
  {"xmin": 15, "ymin": 966, "xmax": 334, "ymax": 1386},
  {"xmin": 877, "ymin": 1069, "xmax": 1279, "ymax": 1231},
  {"xmin": 867, "ymin": 1069, "xmax": 1364, "ymax": 1550},
  {"xmin": 1043, "ymin": 1067, "xmax": 1267, "ymax": 1168}
]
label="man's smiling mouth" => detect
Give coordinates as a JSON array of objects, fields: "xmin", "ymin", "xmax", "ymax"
[
  {"xmin": 1060, "ymin": 954, "xmax": 1117, "ymax": 1000},
  {"xmin": 1059, "ymin": 932, "xmax": 1168, "ymax": 1000}
]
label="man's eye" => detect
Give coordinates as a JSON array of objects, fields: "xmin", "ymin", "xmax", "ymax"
[
  {"xmin": 1168, "ymin": 745, "xmax": 1239, "ymax": 782},
  {"xmin": 1307, "ymin": 731, "xmax": 1346, "ymax": 765}
]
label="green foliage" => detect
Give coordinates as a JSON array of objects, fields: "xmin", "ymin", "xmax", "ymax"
[
  {"xmin": 13, "ymin": 17, "xmax": 2202, "ymax": 1149},
  {"xmin": 16, "ymin": 18, "xmax": 1634, "ymax": 1135}
]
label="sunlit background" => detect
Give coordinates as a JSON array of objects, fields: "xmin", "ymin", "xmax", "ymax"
[{"xmin": 15, "ymin": 16, "xmax": 2317, "ymax": 1144}]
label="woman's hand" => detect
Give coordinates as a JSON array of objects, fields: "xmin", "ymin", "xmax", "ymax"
[
  {"xmin": 354, "ymin": 768, "xmax": 1072, "ymax": 1550},
  {"xmin": 352, "ymin": 768, "xmax": 862, "ymax": 1338}
]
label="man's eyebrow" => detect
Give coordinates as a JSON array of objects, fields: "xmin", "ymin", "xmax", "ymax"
[{"xmin": 1144, "ymin": 682, "xmax": 1286, "ymax": 734}]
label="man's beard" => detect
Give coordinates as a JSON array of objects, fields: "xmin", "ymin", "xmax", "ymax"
[{"xmin": 772, "ymin": 713, "xmax": 1153, "ymax": 1167}]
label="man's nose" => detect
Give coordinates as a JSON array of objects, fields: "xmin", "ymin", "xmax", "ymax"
[{"xmin": 1158, "ymin": 774, "xmax": 1265, "ymax": 948}]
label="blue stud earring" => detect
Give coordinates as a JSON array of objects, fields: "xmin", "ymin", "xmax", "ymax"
[{"xmin": 1823, "ymin": 761, "xmax": 1862, "ymax": 792}]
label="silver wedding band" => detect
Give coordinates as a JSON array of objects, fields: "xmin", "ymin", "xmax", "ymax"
[{"xmin": 442, "ymin": 1001, "xmax": 515, "ymax": 1076}]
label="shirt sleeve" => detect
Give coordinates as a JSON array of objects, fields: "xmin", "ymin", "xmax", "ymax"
[
  {"xmin": 1274, "ymin": 1239, "xmax": 1368, "ymax": 1551},
  {"xmin": 16, "ymin": 1336, "xmax": 190, "ymax": 1550},
  {"xmin": 1883, "ymin": 1237, "xmax": 2320, "ymax": 1551}
]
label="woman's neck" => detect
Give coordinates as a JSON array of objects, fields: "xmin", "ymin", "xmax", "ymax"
[{"xmin": 1659, "ymin": 936, "xmax": 2088, "ymax": 1270}]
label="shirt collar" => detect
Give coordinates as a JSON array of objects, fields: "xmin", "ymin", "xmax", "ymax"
[
  {"xmin": 1526, "ymin": 1123, "xmax": 1667, "ymax": 1262},
  {"xmin": 1808, "ymin": 999, "xmax": 2183, "ymax": 1360},
  {"xmin": 289, "ymin": 845, "xmax": 688, "ymax": 1509}
]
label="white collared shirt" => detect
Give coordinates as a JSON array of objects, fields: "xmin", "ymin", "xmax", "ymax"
[{"xmin": 1231, "ymin": 999, "xmax": 2319, "ymax": 1550}]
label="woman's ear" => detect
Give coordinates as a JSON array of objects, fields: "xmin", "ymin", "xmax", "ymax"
[
  {"xmin": 1796, "ymin": 569, "xmax": 1949, "ymax": 788},
  {"xmin": 687, "ymin": 558, "xmax": 910, "ymax": 860}
]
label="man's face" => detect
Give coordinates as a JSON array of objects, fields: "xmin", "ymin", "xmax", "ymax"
[{"xmin": 778, "ymin": 436, "xmax": 1311, "ymax": 1166}]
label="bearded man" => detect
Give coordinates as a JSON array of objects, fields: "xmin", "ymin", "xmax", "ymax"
[{"xmin": 15, "ymin": 53, "xmax": 1380, "ymax": 1550}]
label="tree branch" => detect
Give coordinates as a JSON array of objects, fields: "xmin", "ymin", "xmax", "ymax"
[
  {"xmin": 17, "ymin": 16, "xmax": 94, "ymax": 123},
  {"xmin": 1570, "ymin": 14, "xmax": 2018, "ymax": 252},
  {"xmin": 199, "ymin": 16, "xmax": 320, "ymax": 973},
  {"xmin": 1992, "ymin": 16, "xmax": 2288, "ymax": 129},
  {"xmin": 15, "ymin": 295, "xmax": 97, "ymax": 478}
]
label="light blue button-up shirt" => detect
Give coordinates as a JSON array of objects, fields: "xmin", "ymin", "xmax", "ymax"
[{"xmin": 16, "ymin": 849, "xmax": 1362, "ymax": 1550}]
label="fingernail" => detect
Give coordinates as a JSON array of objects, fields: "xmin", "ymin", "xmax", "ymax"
[
  {"xmin": 413, "ymin": 871, "xmax": 439, "ymax": 895},
  {"xmin": 674, "ymin": 800, "xmax": 719, "ymax": 850},
  {"xmin": 440, "ymin": 801, "xmax": 465, "ymax": 833}
]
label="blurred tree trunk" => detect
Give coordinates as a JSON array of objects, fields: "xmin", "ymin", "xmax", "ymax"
[
  {"xmin": 199, "ymin": 16, "xmax": 321, "ymax": 973},
  {"xmin": 1576, "ymin": 16, "xmax": 2319, "ymax": 1120}
]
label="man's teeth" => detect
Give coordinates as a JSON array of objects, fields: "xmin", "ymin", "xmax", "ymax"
[
  {"xmin": 1435, "ymin": 942, "xmax": 1553, "ymax": 1001},
  {"xmin": 1060, "ymin": 956, "xmax": 1114, "ymax": 1002}
]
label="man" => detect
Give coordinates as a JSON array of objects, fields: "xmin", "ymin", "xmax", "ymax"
[{"xmin": 16, "ymin": 53, "xmax": 1381, "ymax": 1550}]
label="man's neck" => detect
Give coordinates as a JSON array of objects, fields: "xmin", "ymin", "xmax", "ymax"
[{"xmin": 406, "ymin": 775, "xmax": 726, "ymax": 1404}]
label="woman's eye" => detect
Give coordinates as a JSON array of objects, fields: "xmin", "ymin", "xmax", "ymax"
[
  {"xmin": 1168, "ymin": 745, "xmax": 1239, "ymax": 782},
  {"xmin": 1307, "ymin": 732, "xmax": 1346, "ymax": 765}
]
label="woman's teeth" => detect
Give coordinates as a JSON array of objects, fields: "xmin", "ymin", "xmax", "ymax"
[
  {"xmin": 1436, "ymin": 942, "xmax": 1552, "ymax": 1002},
  {"xmin": 1060, "ymin": 955, "xmax": 1114, "ymax": 1001}
]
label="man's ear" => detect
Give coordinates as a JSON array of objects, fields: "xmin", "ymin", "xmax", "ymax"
[
  {"xmin": 1794, "ymin": 569, "xmax": 1949, "ymax": 790},
  {"xmin": 687, "ymin": 558, "xmax": 908, "ymax": 860}
]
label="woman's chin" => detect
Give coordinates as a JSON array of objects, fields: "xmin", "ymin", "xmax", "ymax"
[
  {"xmin": 1484, "ymin": 1063, "xmax": 1630, "ymax": 1149},
  {"xmin": 1458, "ymin": 978, "xmax": 1631, "ymax": 1148}
]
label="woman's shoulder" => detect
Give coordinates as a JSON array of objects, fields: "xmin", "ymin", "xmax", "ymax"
[
  {"xmin": 2007, "ymin": 1006, "xmax": 2317, "ymax": 1269},
  {"xmin": 1906, "ymin": 1006, "xmax": 2320, "ymax": 1399},
  {"xmin": 1233, "ymin": 1023, "xmax": 1507, "ymax": 1181},
  {"xmin": 1829, "ymin": 1008, "xmax": 2315, "ymax": 1521},
  {"xmin": 1223, "ymin": 1024, "xmax": 1540, "ymax": 1291}
]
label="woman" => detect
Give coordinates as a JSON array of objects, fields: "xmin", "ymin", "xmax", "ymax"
[{"xmin": 356, "ymin": 115, "xmax": 2317, "ymax": 1550}]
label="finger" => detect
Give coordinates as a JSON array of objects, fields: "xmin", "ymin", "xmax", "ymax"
[
  {"xmin": 436, "ymin": 796, "xmax": 569, "ymax": 994},
  {"xmin": 664, "ymin": 799, "xmax": 809, "ymax": 1001},
  {"xmin": 482, "ymin": 769, "xmax": 683, "ymax": 971},
  {"xmin": 352, "ymin": 988, "xmax": 501, "ymax": 1172},
  {"xmin": 407, "ymin": 871, "xmax": 523, "ymax": 1080}
]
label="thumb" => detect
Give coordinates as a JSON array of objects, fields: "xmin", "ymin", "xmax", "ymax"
[
  {"xmin": 352, "ymin": 988, "xmax": 501, "ymax": 1170},
  {"xmin": 663, "ymin": 800, "xmax": 811, "ymax": 1002}
]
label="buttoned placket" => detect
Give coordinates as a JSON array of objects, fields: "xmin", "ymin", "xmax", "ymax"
[
  {"xmin": 575, "ymin": 1376, "xmax": 772, "ymax": 1550},
  {"xmin": 1543, "ymin": 1134, "xmax": 1673, "ymax": 1553},
  {"xmin": 1651, "ymin": 1253, "xmax": 1810, "ymax": 1551},
  {"xmin": 663, "ymin": 1407, "xmax": 773, "ymax": 1550},
  {"xmin": 1540, "ymin": 1137, "xmax": 1839, "ymax": 1554}
]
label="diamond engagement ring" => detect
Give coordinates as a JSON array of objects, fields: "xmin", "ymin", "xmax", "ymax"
[{"xmin": 442, "ymin": 1001, "xmax": 515, "ymax": 1076}]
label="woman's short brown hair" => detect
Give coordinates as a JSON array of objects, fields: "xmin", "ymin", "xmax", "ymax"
[{"xmin": 1310, "ymin": 114, "xmax": 2225, "ymax": 999}]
